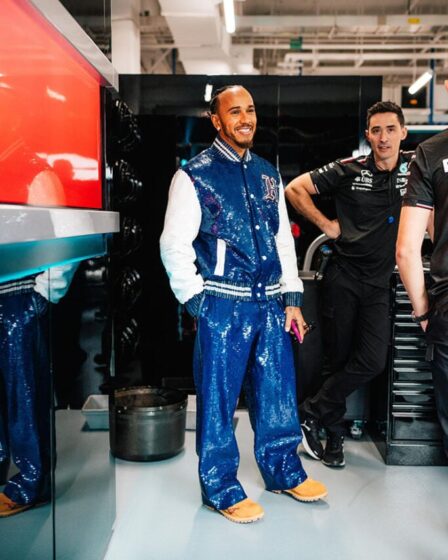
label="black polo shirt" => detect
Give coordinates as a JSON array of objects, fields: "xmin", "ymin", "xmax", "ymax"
[
  {"xmin": 310, "ymin": 151, "xmax": 414, "ymax": 287},
  {"xmin": 403, "ymin": 129, "xmax": 448, "ymax": 312}
]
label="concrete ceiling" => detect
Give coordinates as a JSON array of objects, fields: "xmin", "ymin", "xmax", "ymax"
[{"xmin": 138, "ymin": 0, "xmax": 448, "ymax": 86}]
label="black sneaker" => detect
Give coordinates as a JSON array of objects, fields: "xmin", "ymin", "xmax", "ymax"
[
  {"xmin": 322, "ymin": 434, "xmax": 345, "ymax": 468},
  {"xmin": 301, "ymin": 417, "xmax": 324, "ymax": 460}
]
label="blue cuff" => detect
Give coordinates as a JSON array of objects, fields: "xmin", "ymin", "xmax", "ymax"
[
  {"xmin": 184, "ymin": 293, "xmax": 203, "ymax": 318},
  {"xmin": 283, "ymin": 291, "xmax": 303, "ymax": 308}
]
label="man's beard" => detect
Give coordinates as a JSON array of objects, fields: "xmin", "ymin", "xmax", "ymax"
[
  {"xmin": 219, "ymin": 125, "xmax": 256, "ymax": 150},
  {"xmin": 234, "ymin": 138, "xmax": 254, "ymax": 150}
]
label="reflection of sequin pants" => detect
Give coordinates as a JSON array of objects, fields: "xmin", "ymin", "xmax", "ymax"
[
  {"xmin": 0, "ymin": 291, "xmax": 51, "ymax": 505},
  {"xmin": 194, "ymin": 295, "xmax": 307, "ymax": 510}
]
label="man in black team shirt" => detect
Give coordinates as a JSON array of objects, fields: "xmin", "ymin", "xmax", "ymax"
[
  {"xmin": 285, "ymin": 101, "xmax": 411, "ymax": 468},
  {"xmin": 396, "ymin": 111, "xmax": 448, "ymax": 459}
]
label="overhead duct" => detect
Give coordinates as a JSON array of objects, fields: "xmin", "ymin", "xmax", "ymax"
[
  {"xmin": 158, "ymin": 0, "xmax": 258, "ymax": 75},
  {"xmin": 235, "ymin": 14, "xmax": 448, "ymax": 29}
]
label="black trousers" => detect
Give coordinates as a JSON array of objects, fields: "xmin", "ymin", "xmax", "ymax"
[
  {"xmin": 430, "ymin": 345, "xmax": 448, "ymax": 457},
  {"xmin": 301, "ymin": 263, "xmax": 391, "ymax": 435},
  {"xmin": 426, "ymin": 312, "xmax": 448, "ymax": 457}
]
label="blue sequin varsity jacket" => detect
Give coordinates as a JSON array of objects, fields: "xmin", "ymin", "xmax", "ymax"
[{"xmin": 160, "ymin": 136, "xmax": 303, "ymax": 314}]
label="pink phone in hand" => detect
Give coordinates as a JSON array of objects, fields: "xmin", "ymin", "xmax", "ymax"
[{"xmin": 291, "ymin": 320, "xmax": 303, "ymax": 343}]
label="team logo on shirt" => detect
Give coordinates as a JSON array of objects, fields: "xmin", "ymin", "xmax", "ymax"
[
  {"xmin": 443, "ymin": 158, "xmax": 448, "ymax": 173},
  {"xmin": 361, "ymin": 169, "xmax": 373, "ymax": 179},
  {"xmin": 396, "ymin": 176, "xmax": 409, "ymax": 193},
  {"xmin": 396, "ymin": 161, "xmax": 410, "ymax": 193},
  {"xmin": 262, "ymin": 175, "xmax": 278, "ymax": 202},
  {"xmin": 317, "ymin": 163, "xmax": 335, "ymax": 174},
  {"xmin": 351, "ymin": 169, "xmax": 373, "ymax": 191}
]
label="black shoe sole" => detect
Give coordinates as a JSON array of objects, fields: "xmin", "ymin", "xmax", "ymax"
[
  {"xmin": 322, "ymin": 459, "xmax": 345, "ymax": 468},
  {"xmin": 301, "ymin": 428, "xmax": 323, "ymax": 461}
]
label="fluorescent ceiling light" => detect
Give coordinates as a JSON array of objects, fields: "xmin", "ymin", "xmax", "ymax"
[
  {"xmin": 408, "ymin": 70, "xmax": 433, "ymax": 95},
  {"xmin": 223, "ymin": 0, "xmax": 236, "ymax": 34},
  {"xmin": 204, "ymin": 83, "xmax": 213, "ymax": 102}
]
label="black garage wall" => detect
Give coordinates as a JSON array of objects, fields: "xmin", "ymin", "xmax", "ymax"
[{"xmin": 117, "ymin": 75, "xmax": 382, "ymax": 389}]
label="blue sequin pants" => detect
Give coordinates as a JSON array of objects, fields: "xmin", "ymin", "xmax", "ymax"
[
  {"xmin": 0, "ymin": 291, "xmax": 51, "ymax": 505},
  {"xmin": 194, "ymin": 295, "xmax": 307, "ymax": 510}
]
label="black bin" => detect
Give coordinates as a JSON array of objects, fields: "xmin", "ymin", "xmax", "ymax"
[{"xmin": 110, "ymin": 386, "xmax": 187, "ymax": 461}]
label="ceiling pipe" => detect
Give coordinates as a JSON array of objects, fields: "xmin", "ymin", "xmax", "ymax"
[
  {"xmin": 142, "ymin": 42, "xmax": 448, "ymax": 51},
  {"xmin": 282, "ymin": 52, "xmax": 448, "ymax": 63}
]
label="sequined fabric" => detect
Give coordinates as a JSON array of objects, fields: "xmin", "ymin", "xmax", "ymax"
[
  {"xmin": 0, "ymin": 290, "xmax": 51, "ymax": 505},
  {"xmin": 184, "ymin": 139, "xmax": 282, "ymax": 291},
  {"xmin": 194, "ymin": 295, "xmax": 307, "ymax": 510}
]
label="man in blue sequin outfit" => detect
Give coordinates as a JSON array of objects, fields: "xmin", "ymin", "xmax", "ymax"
[{"xmin": 160, "ymin": 85, "xmax": 327, "ymax": 523}]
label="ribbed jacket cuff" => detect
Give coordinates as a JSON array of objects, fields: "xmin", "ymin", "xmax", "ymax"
[
  {"xmin": 283, "ymin": 291, "xmax": 303, "ymax": 308},
  {"xmin": 184, "ymin": 293, "xmax": 203, "ymax": 318}
]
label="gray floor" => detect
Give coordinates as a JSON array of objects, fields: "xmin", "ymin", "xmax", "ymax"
[
  {"xmin": 105, "ymin": 411, "xmax": 448, "ymax": 560},
  {"xmin": 54, "ymin": 411, "xmax": 115, "ymax": 560},
  {"xmin": 0, "ymin": 490, "xmax": 53, "ymax": 560},
  {"xmin": 0, "ymin": 411, "xmax": 115, "ymax": 560}
]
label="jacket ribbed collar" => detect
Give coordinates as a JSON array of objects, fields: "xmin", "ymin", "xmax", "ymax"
[{"xmin": 212, "ymin": 135, "xmax": 252, "ymax": 163}]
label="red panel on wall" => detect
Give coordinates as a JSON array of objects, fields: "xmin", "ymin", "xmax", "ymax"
[{"xmin": 0, "ymin": 0, "xmax": 102, "ymax": 208}]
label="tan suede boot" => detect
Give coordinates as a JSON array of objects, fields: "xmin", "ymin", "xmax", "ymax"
[
  {"xmin": 0, "ymin": 493, "xmax": 34, "ymax": 518},
  {"xmin": 208, "ymin": 498, "xmax": 265, "ymax": 523},
  {"xmin": 272, "ymin": 478, "xmax": 328, "ymax": 502}
]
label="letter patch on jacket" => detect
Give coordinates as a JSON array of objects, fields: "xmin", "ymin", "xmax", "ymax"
[{"xmin": 262, "ymin": 175, "xmax": 278, "ymax": 202}]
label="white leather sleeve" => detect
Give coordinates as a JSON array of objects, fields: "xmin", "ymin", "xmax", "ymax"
[
  {"xmin": 275, "ymin": 180, "xmax": 304, "ymax": 296},
  {"xmin": 159, "ymin": 169, "xmax": 204, "ymax": 304},
  {"xmin": 34, "ymin": 263, "xmax": 79, "ymax": 303}
]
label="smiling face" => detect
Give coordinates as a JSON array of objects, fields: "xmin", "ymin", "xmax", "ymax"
[
  {"xmin": 365, "ymin": 112, "xmax": 408, "ymax": 171},
  {"xmin": 210, "ymin": 86, "xmax": 257, "ymax": 156}
]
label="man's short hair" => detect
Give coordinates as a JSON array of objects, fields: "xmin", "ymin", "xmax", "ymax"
[
  {"xmin": 366, "ymin": 101, "xmax": 405, "ymax": 128},
  {"xmin": 209, "ymin": 85, "xmax": 241, "ymax": 114}
]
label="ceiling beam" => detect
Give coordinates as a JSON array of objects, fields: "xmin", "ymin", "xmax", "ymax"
[{"xmin": 146, "ymin": 48, "xmax": 172, "ymax": 72}]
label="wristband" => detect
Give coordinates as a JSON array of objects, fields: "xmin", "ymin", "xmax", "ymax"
[{"xmin": 411, "ymin": 310, "xmax": 429, "ymax": 323}]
